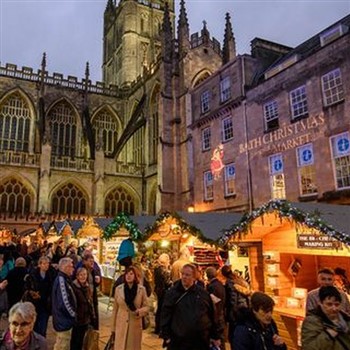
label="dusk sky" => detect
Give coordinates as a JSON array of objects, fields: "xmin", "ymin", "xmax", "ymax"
[{"xmin": 0, "ymin": 0, "xmax": 349, "ymax": 82}]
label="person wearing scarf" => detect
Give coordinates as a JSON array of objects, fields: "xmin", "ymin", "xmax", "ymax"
[{"xmin": 111, "ymin": 266, "xmax": 149, "ymax": 350}]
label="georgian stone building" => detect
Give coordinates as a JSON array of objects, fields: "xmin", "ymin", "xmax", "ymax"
[{"xmin": 190, "ymin": 14, "xmax": 350, "ymax": 211}]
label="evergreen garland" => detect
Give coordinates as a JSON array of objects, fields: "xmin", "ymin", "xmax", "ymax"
[
  {"xmin": 142, "ymin": 211, "xmax": 219, "ymax": 246},
  {"xmin": 103, "ymin": 212, "xmax": 142, "ymax": 241},
  {"xmin": 219, "ymin": 200, "xmax": 350, "ymax": 247}
]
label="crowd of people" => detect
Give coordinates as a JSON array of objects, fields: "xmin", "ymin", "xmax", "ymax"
[
  {"xmin": 0, "ymin": 238, "xmax": 348, "ymax": 350},
  {"xmin": 0, "ymin": 238, "xmax": 100, "ymax": 350}
]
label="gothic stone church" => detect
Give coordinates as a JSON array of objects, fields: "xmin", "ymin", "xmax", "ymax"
[{"xmin": 0, "ymin": 0, "xmax": 216, "ymax": 221}]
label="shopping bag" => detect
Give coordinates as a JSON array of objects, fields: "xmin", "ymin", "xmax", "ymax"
[
  {"xmin": 83, "ymin": 326, "xmax": 99, "ymax": 350},
  {"xmin": 104, "ymin": 333, "xmax": 115, "ymax": 350}
]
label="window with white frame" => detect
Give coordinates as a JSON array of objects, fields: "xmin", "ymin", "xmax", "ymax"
[
  {"xmin": 201, "ymin": 91, "xmax": 210, "ymax": 113},
  {"xmin": 330, "ymin": 132, "xmax": 350, "ymax": 189},
  {"xmin": 297, "ymin": 144, "xmax": 317, "ymax": 196},
  {"xmin": 290, "ymin": 85, "xmax": 308, "ymax": 120},
  {"xmin": 204, "ymin": 170, "xmax": 214, "ymax": 200},
  {"xmin": 220, "ymin": 77, "xmax": 231, "ymax": 102},
  {"xmin": 224, "ymin": 163, "xmax": 235, "ymax": 196},
  {"xmin": 202, "ymin": 127, "xmax": 211, "ymax": 151},
  {"xmin": 222, "ymin": 116, "xmax": 233, "ymax": 142},
  {"xmin": 269, "ymin": 153, "xmax": 286, "ymax": 199},
  {"xmin": 264, "ymin": 100, "xmax": 279, "ymax": 131},
  {"xmin": 322, "ymin": 68, "xmax": 344, "ymax": 106}
]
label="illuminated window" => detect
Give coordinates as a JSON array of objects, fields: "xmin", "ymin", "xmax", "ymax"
[
  {"xmin": 297, "ymin": 144, "xmax": 317, "ymax": 195},
  {"xmin": 290, "ymin": 85, "xmax": 308, "ymax": 120},
  {"xmin": 269, "ymin": 154, "xmax": 286, "ymax": 199},
  {"xmin": 264, "ymin": 100, "xmax": 279, "ymax": 131},
  {"xmin": 49, "ymin": 101, "xmax": 77, "ymax": 157},
  {"xmin": 202, "ymin": 127, "xmax": 211, "ymax": 151},
  {"xmin": 92, "ymin": 109, "xmax": 118, "ymax": 156},
  {"xmin": 222, "ymin": 117, "xmax": 233, "ymax": 142},
  {"xmin": 322, "ymin": 68, "xmax": 344, "ymax": 106},
  {"xmin": 201, "ymin": 91, "xmax": 210, "ymax": 113},
  {"xmin": 330, "ymin": 132, "xmax": 350, "ymax": 189},
  {"xmin": 0, "ymin": 93, "xmax": 31, "ymax": 152},
  {"xmin": 224, "ymin": 163, "xmax": 235, "ymax": 196},
  {"xmin": 204, "ymin": 171, "xmax": 213, "ymax": 200},
  {"xmin": 105, "ymin": 187, "xmax": 136, "ymax": 216},
  {"xmin": 0, "ymin": 178, "xmax": 32, "ymax": 214},
  {"xmin": 220, "ymin": 77, "xmax": 231, "ymax": 102},
  {"xmin": 51, "ymin": 183, "xmax": 87, "ymax": 215}
]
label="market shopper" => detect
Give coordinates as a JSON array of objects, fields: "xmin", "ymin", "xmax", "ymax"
[
  {"xmin": 71, "ymin": 267, "xmax": 96, "ymax": 350},
  {"xmin": 160, "ymin": 263, "xmax": 222, "ymax": 350},
  {"xmin": 111, "ymin": 265, "xmax": 149, "ymax": 350},
  {"xmin": 206, "ymin": 266, "xmax": 226, "ymax": 350},
  {"xmin": 153, "ymin": 253, "xmax": 172, "ymax": 334},
  {"xmin": 233, "ymin": 292, "xmax": 286, "ymax": 350},
  {"xmin": 221, "ymin": 265, "xmax": 251, "ymax": 347},
  {"xmin": 170, "ymin": 247, "xmax": 191, "ymax": 282},
  {"xmin": 52, "ymin": 257, "xmax": 77, "ymax": 350},
  {"xmin": 301, "ymin": 285, "xmax": 350, "ymax": 350},
  {"xmin": 6, "ymin": 257, "xmax": 27, "ymax": 309},
  {"xmin": 23, "ymin": 256, "xmax": 56, "ymax": 337},
  {"xmin": 306, "ymin": 267, "xmax": 350, "ymax": 314},
  {"xmin": 0, "ymin": 301, "xmax": 47, "ymax": 350}
]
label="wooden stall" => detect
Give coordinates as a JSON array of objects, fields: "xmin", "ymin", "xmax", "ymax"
[
  {"xmin": 143, "ymin": 212, "xmax": 237, "ymax": 273},
  {"xmin": 221, "ymin": 200, "xmax": 350, "ymax": 350},
  {"xmin": 76, "ymin": 217, "xmax": 102, "ymax": 263},
  {"xmin": 0, "ymin": 227, "xmax": 13, "ymax": 245}
]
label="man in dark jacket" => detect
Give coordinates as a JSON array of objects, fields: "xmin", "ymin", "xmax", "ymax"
[
  {"xmin": 233, "ymin": 292, "xmax": 286, "ymax": 350},
  {"xmin": 52, "ymin": 257, "xmax": 77, "ymax": 350},
  {"xmin": 206, "ymin": 266, "xmax": 226, "ymax": 350},
  {"xmin": 160, "ymin": 263, "xmax": 222, "ymax": 350},
  {"xmin": 6, "ymin": 257, "xmax": 27, "ymax": 308},
  {"xmin": 24, "ymin": 256, "xmax": 56, "ymax": 337}
]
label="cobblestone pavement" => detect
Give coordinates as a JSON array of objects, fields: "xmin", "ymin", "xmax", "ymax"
[{"xmin": 46, "ymin": 297, "xmax": 163, "ymax": 349}]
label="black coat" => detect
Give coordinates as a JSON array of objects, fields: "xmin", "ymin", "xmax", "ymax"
[
  {"xmin": 6, "ymin": 266, "xmax": 28, "ymax": 308},
  {"xmin": 160, "ymin": 280, "xmax": 221, "ymax": 350},
  {"xmin": 72, "ymin": 280, "xmax": 94, "ymax": 326},
  {"xmin": 154, "ymin": 265, "xmax": 172, "ymax": 299},
  {"xmin": 233, "ymin": 309, "xmax": 287, "ymax": 350}
]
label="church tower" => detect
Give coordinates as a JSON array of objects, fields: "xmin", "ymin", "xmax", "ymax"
[{"xmin": 102, "ymin": 0, "xmax": 175, "ymax": 87}]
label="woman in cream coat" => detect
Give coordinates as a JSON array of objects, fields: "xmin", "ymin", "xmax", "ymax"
[{"xmin": 111, "ymin": 266, "xmax": 149, "ymax": 350}]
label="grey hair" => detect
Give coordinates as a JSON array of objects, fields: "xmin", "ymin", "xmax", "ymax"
[
  {"xmin": 58, "ymin": 257, "xmax": 73, "ymax": 271},
  {"xmin": 9, "ymin": 302, "xmax": 37, "ymax": 323},
  {"xmin": 38, "ymin": 256, "xmax": 50, "ymax": 265},
  {"xmin": 15, "ymin": 257, "xmax": 27, "ymax": 267}
]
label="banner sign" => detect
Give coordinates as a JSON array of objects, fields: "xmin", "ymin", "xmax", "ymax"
[{"xmin": 297, "ymin": 234, "xmax": 342, "ymax": 250}]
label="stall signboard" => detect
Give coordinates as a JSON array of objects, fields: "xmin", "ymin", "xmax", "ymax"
[{"xmin": 297, "ymin": 234, "xmax": 342, "ymax": 249}]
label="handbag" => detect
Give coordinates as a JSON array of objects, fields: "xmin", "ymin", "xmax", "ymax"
[
  {"xmin": 83, "ymin": 326, "xmax": 99, "ymax": 350},
  {"xmin": 104, "ymin": 333, "xmax": 115, "ymax": 350},
  {"xmin": 142, "ymin": 314, "xmax": 150, "ymax": 330}
]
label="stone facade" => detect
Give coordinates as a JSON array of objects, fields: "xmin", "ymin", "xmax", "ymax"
[{"xmin": 189, "ymin": 14, "xmax": 350, "ymax": 211}]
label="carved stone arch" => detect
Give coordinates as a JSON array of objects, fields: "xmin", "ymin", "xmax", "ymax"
[
  {"xmin": 104, "ymin": 182, "xmax": 141, "ymax": 216},
  {"xmin": 0, "ymin": 174, "xmax": 36, "ymax": 214},
  {"xmin": 0, "ymin": 88, "xmax": 37, "ymax": 153},
  {"xmin": 91, "ymin": 105, "xmax": 122, "ymax": 155},
  {"xmin": 46, "ymin": 98, "xmax": 82, "ymax": 157},
  {"xmin": 49, "ymin": 179, "xmax": 90, "ymax": 215},
  {"xmin": 191, "ymin": 69, "xmax": 212, "ymax": 88},
  {"xmin": 46, "ymin": 97, "xmax": 82, "ymax": 129}
]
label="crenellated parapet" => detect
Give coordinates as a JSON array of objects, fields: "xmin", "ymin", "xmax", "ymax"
[
  {"xmin": 190, "ymin": 32, "xmax": 221, "ymax": 55},
  {"xmin": 0, "ymin": 62, "xmax": 120, "ymax": 97}
]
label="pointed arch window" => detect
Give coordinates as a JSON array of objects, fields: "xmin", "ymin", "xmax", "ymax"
[
  {"xmin": 149, "ymin": 87, "xmax": 159, "ymax": 164},
  {"xmin": 92, "ymin": 109, "xmax": 118, "ymax": 156},
  {"xmin": 0, "ymin": 178, "xmax": 32, "ymax": 214},
  {"xmin": 0, "ymin": 92, "xmax": 31, "ymax": 152},
  {"xmin": 49, "ymin": 101, "xmax": 77, "ymax": 157},
  {"xmin": 51, "ymin": 183, "xmax": 87, "ymax": 215},
  {"xmin": 105, "ymin": 187, "xmax": 136, "ymax": 216}
]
